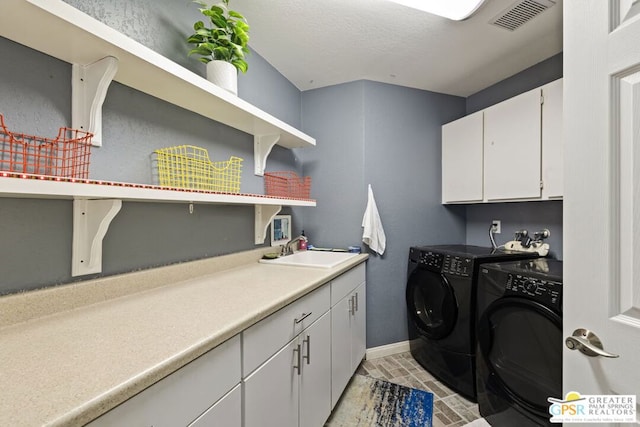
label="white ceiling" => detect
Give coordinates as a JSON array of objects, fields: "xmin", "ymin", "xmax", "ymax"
[{"xmin": 232, "ymin": 0, "xmax": 563, "ymax": 97}]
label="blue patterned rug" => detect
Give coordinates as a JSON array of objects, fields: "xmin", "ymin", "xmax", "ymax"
[{"xmin": 326, "ymin": 374, "xmax": 434, "ymax": 427}]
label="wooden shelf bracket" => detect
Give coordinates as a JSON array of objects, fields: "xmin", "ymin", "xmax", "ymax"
[
  {"xmin": 72, "ymin": 198, "xmax": 122, "ymax": 276},
  {"xmin": 72, "ymin": 56, "xmax": 119, "ymax": 146}
]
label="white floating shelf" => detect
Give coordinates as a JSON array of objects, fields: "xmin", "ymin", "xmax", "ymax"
[
  {"xmin": 0, "ymin": 0, "xmax": 315, "ymax": 172},
  {"xmin": 0, "ymin": 175, "xmax": 316, "ymax": 207},
  {"xmin": 0, "ymin": 174, "xmax": 315, "ymax": 276}
]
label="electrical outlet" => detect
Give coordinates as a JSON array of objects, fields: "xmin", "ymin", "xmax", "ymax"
[{"xmin": 491, "ymin": 220, "xmax": 501, "ymax": 234}]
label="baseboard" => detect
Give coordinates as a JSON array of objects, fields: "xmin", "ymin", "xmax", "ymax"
[{"xmin": 365, "ymin": 340, "xmax": 411, "ymax": 360}]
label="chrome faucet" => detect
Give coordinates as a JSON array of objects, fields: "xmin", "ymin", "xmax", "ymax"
[{"xmin": 282, "ymin": 235, "xmax": 308, "ymax": 256}]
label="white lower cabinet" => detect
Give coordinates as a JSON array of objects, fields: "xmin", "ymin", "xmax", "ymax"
[
  {"xmin": 88, "ymin": 263, "xmax": 366, "ymax": 427},
  {"xmin": 87, "ymin": 335, "xmax": 241, "ymax": 427},
  {"xmin": 189, "ymin": 384, "xmax": 241, "ymax": 427},
  {"xmin": 330, "ymin": 265, "xmax": 367, "ymax": 408},
  {"xmin": 299, "ymin": 312, "xmax": 332, "ymax": 427},
  {"xmin": 244, "ymin": 311, "xmax": 331, "ymax": 427},
  {"xmin": 244, "ymin": 338, "xmax": 299, "ymax": 427}
]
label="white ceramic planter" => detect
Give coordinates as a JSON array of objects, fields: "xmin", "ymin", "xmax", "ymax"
[{"xmin": 206, "ymin": 60, "xmax": 238, "ymax": 96}]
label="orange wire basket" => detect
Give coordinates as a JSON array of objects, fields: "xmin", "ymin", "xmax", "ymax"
[
  {"xmin": 0, "ymin": 114, "xmax": 92, "ymax": 178},
  {"xmin": 154, "ymin": 145, "xmax": 243, "ymax": 193},
  {"xmin": 264, "ymin": 171, "xmax": 311, "ymax": 199}
]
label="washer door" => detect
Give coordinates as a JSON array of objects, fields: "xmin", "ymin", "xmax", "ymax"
[
  {"xmin": 477, "ymin": 297, "xmax": 562, "ymax": 417},
  {"xmin": 406, "ymin": 267, "xmax": 458, "ymax": 340}
]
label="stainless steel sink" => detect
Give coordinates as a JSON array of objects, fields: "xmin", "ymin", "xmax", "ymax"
[{"xmin": 259, "ymin": 251, "xmax": 358, "ymax": 269}]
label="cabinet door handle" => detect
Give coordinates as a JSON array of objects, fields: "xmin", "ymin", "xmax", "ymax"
[
  {"xmin": 293, "ymin": 343, "xmax": 302, "ymax": 375},
  {"xmin": 354, "ymin": 292, "xmax": 359, "ymax": 312},
  {"xmin": 294, "ymin": 312, "xmax": 312, "ymax": 324},
  {"xmin": 348, "ymin": 296, "xmax": 354, "ymax": 315},
  {"xmin": 303, "ymin": 335, "xmax": 311, "ymax": 365}
]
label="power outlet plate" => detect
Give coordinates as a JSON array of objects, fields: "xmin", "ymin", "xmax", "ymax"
[{"xmin": 491, "ymin": 220, "xmax": 501, "ymax": 234}]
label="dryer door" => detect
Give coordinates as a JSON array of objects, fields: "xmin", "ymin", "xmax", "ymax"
[
  {"xmin": 406, "ymin": 268, "xmax": 458, "ymax": 340},
  {"xmin": 477, "ymin": 297, "xmax": 562, "ymax": 418}
]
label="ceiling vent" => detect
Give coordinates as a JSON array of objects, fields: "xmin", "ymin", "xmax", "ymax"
[{"xmin": 490, "ymin": 0, "xmax": 556, "ymax": 31}]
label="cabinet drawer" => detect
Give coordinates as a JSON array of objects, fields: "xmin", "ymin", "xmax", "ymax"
[
  {"xmin": 330, "ymin": 264, "xmax": 365, "ymax": 306},
  {"xmin": 243, "ymin": 284, "xmax": 330, "ymax": 377},
  {"xmin": 88, "ymin": 335, "xmax": 241, "ymax": 427},
  {"xmin": 189, "ymin": 384, "xmax": 241, "ymax": 427}
]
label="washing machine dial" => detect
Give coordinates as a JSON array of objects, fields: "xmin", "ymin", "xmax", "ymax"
[{"xmin": 523, "ymin": 278, "xmax": 539, "ymax": 294}]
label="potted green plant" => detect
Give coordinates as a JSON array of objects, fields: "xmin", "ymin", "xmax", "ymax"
[{"xmin": 187, "ymin": 0, "xmax": 250, "ymax": 95}]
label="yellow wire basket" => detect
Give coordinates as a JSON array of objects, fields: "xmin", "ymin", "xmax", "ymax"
[{"xmin": 154, "ymin": 145, "xmax": 243, "ymax": 193}]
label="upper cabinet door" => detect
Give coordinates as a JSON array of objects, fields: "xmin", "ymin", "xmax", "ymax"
[
  {"xmin": 484, "ymin": 87, "xmax": 542, "ymax": 201},
  {"xmin": 441, "ymin": 111, "xmax": 484, "ymax": 203},
  {"xmin": 541, "ymin": 78, "xmax": 563, "ymax": 199}
]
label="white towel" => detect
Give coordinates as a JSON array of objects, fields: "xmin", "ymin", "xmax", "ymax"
[{"xmin": 361, "ymin": 184, "xmax": 386, "ymax": 255}]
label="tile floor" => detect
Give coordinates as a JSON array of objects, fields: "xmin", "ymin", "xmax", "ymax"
[{"xmin": 355, "ymin": 351, "xmax": 481, "ymax": 427}]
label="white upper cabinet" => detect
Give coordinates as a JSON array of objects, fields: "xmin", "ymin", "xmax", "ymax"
[
  {"xmin": 541, "ymin": 78, "xmax": 563, "ymax": 199},
  {"xmin": 484, "ymin": 86, "xmax": 542, "ymax": 201},
  {"xmin": 441, "ymin": 79, "xmax": 563, "ymax": 204},
  {"xmin": 442, "ymin": 111, "xmax": 484, "ymax": 203}
]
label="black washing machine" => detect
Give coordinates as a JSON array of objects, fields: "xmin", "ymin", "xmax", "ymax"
[
  {"xmin": 406, "ymin": 245, "xmax": 539, "ymax": 400},
  {"xmin": 476, "ymin": 258, "xmax": 563, "ymax": 426}
]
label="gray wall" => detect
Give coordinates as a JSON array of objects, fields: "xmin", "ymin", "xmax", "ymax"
[
  {"xmin": 466, "ymin": 53, "xmax": 563, "ymax": 114},
  {"xmin": 301, "ymin": 81, "xmax": 467, "ymax": 348},
  {"xmin": 0, "ymin": 1, "xmax": 301, "ymax": 294},
  {"xmin": 465, "ymin": 53, "xmax": 564, "ymax": 259},
  {"xmin": 465, "ymin": 201, "xmax": 563, "ymax": 260}
]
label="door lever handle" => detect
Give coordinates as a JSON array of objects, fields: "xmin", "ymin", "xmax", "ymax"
[{"xmin": 565, "ymin": 328, "xmax": 619, "ymax": 358}]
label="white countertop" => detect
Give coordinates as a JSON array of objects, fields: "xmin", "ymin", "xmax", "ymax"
[{"xmin": 0, "ymin": 248, "xmax": 367, "ymax": 426}]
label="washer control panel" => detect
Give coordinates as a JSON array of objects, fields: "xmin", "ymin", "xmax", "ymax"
[
  {"xmin": 506, "ymin": 273, "xmax": 562, "ymax": 311},
  {"xmin": 410, "ymin": 248, "xmax": 473, "ymax": 277},
  {"xmin": 414, "ymin": 250, "xmax": 444, "ymax": 271},
  {"xmin": 442, "ymin": 255, "xmax": 472, "ymax": 277}
]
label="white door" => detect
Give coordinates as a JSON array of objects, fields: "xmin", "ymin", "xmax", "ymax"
[
  {"xmin": 299, "ymin": 312, "xmax": 331, "ymax": 427},
  {"xmin": 244, "ymin": 339, "xmax": 299, "ymax": 427},
  {"xmin": 351, "ymin": 282, "xmax": 367, "ymax": 370},
  {"xmin": 541, "ymin": 78, "xmax": 563, "ymax": 200},
  {"xmin": 484, "ymin": 86, "xmax": 541, "ymax": 201},
  {"xmin": 441, "ymin": 111, "xmax": 484, "ymax": 203},
  {"xmin": 564, "ymin": 0, "xmax": 640, "ymax": 421},
  {"xmin": 330, "ymin": 293, "xmax": 353, "ymax": 408}
]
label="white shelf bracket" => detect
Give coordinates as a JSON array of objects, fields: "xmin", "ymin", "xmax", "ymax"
[
  {"xmin": 72, "ymin": 198, "xmax": 123, "ymax": 277},
  {"xmin": 255, "ymin": 205, "xmax": 281, "ymax": 244},
  {"xmin": 72, "ymin": 56, "xmax": 119, "ymax": 147},
  {"xmin": 254, "ymin": 134, "xmax": 281, "ymax": 176}
]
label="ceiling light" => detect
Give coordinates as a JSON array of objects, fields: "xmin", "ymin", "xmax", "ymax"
[{"xmin": 386, "ymin": 0, "xmax": 488, "ymax": 20}]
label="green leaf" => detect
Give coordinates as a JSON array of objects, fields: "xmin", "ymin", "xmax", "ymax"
[
  {"xmin": 194, "ymin": 28, "xmax": 213, "ymax": 37},
  {"xmin": 228, "ymin": 10, "xmax": 244, "ymax": 19},
  {"xmin": 210, "ymin": 5, "xmax": 225, "ymax": 15},
  {"xmin": 188, "ymin": 46, "xmax": 213, "ymax": 58},
  {"xmin": 232, "ymin": 59, "xmax": 248, "ymax": 73},
  {"xmin": 213, "ymin": 46, "xmax": 231, "ymax": 59},
  {"xmin": 186, "ymin": 35, "xmax": 204, "ymax": 44},
  {"xmin": 211, "ymin": 16, "xmax": 227, "ymax": 28},
  {"xmin": 235, "ymin": 21, "xmax": 249, "ymax": 32}
]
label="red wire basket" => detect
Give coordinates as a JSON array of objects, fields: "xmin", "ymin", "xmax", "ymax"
[
  {"xmin": 264, "ymin": 171, "xmax": 311, "ymax": 199},
  {"xmin": 0, "ymin": 114, "xmax": 93, "ymax": 179}
]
